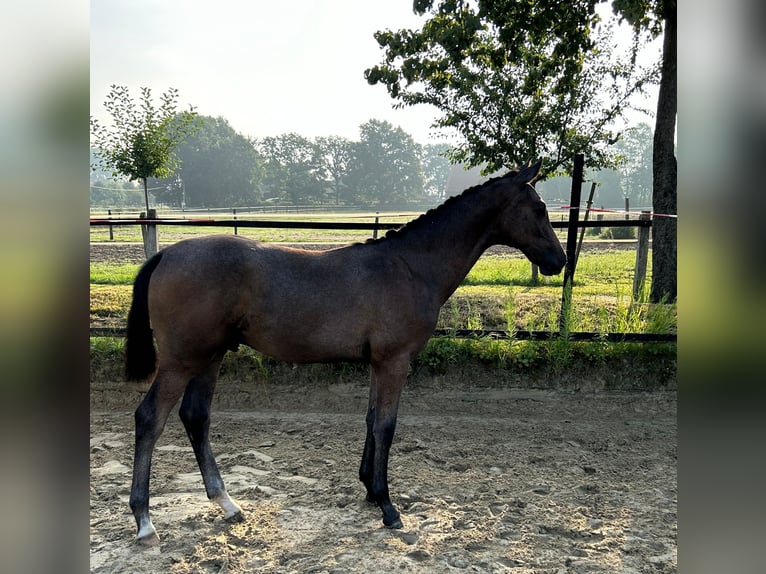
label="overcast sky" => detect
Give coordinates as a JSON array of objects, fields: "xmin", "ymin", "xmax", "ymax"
[{"xmin": 91, "ymin": 0, "xmax": 658, "ymax": 145}]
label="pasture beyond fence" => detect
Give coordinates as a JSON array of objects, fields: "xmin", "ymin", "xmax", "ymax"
[{"xmin": 90, "ymin": 155, "xmax": 674, "ymax": 344}]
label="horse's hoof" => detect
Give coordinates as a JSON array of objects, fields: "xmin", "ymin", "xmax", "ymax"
[
  {"xmin": 383, "ymin": 515, "xmax": 403, "ymax": 529},
  {"xmin": 224, "ymin": 511, "xmax": 245, "ymax": 524},
  {"xmin": 136, "ymin": 532, "xmax": 160, "ymax": 547}
]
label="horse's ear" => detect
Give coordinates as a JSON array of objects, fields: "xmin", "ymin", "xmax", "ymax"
[{"xmin": 516, "ymin": 158, "xmax": 543, "ymax": 184}]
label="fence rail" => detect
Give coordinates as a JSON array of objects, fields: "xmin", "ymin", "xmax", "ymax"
[
  {"xmin": 89, "ymin": 217, "xmax": 649, "ymax": 230},
  {"xmin": 89, "ymin": 218, "xmax": 402, "ymax": 231}
]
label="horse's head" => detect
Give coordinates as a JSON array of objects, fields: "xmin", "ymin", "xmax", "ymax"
[{"xmin": 494, "ymin": 160, "xmax": 566, "ymax": 276}]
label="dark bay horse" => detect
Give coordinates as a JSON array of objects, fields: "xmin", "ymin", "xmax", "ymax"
[{"xmin": 125, "ymin": 159, "xmax": 565, "ymax": 545}]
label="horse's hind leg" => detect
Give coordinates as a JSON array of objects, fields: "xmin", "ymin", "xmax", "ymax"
[
  {"xmin": 178, "ymin": 354, "xmax": 243, "ymax": 523},
  {"xmin": 129, "ymin": 367, "xmax": 190, "ymax": 545}
]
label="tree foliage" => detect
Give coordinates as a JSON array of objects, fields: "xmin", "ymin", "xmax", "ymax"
[
  {"xmin": 90, "ymin": 118, "xmax": 461, "ymax": 209},
  {"xmin": 345, "ymin": 120, "xmax": 424, "ymax": 207},
  {"xmin": 257, "ymin": 133, "xmax": 325, "ymax": 204},
  {"xmin": 90, "ymin": 85, "xmax": 198, "ymax": 213},
  {"xmin": 615, "ymin": 122, "xmax": 653, "ymax": 205},
  {"xmin": 421, "ymin": 143, "xmax": 452, "ymax": 199},
  {"xmin": 154, "ymin": 115, "xmax": 262, "ymax": 208},
  {"xmin": 315, "ymin": 136, "xmax": 354, "ymax": 205},
  {"xmin": 365, "ymin": 0, "xmax": 659, "ymax": 175}
]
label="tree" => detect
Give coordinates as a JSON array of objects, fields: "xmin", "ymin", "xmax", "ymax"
[
  {"xmin": 613, "ymin": 0, "xmax": 676, "ymax": 302},
  {"xmin": 154, "ymin": 116, "xmax": 263, "ymax": 208},
  {"xmin": 366, "ymin": 0, "xmax": 675, "ymax": 302},
  {"xmin": 346, "ymin": 120, "xmax": 424, "ymax": 207},
  {"xmin": 614, "ymin": 122, "xmax": 653, "ymax": 205},
  {"xmin": 90, "ymin": 86, "xmax": 198, "ymax": 213},
  {"xmin": 366, "ymin": 0, "xmax": 658, "ymax": 175},
  {"xmin": 588, "ymin": 168, "xmax": 624, "ymax": 209},
  {"xmin": 420, "ymin": 143, "xmax": 452, "ymax": 201},
  {"xmin": 315, "ymin": 136, "xmax": 354, "ymax": 205},
  {"xmin": 257, "ymin": 134, "xmax": 324, "ymax": 204}
]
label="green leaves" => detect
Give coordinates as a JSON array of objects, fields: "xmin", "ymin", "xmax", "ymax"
[
  {"xmin": 345, "ymin": 119, "xmax": 424, "ymax": 206},
  {"xmin": 90, "ymin": 85, "xmax": 198, "ymax": 211},
  {"xmin": 366, "ymin": 0, "xmax": 660, "ymax": 177}
]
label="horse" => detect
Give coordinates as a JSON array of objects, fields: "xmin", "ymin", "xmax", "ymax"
[{"xmin": 124, "ymin": 159, "xmax": 566, "ymax": 545}]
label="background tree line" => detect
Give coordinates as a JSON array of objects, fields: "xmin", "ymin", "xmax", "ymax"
[
  {"xmin": 91, "ymin": 114, "xmax": 654, "ymax": 211},
  {"xmin": 91, "ymin": 115, "xmax": 453, "ymax": 210}
]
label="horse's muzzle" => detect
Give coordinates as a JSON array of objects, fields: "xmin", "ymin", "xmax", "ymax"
[{"xmin": 538, "ymin": 253, "xmax": 567, "ymax": 276}]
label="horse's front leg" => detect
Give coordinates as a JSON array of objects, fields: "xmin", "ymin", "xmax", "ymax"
[
  {"xmin": 178, "ymin": 355, "xmax": 243, "ymax": 524},
  {"xmin": 359, "ymin": 385, "xmax": 376, "ymax": 501},
  {"xmin": 363, "ymin": 357, "xmax": 409, "ymax": 529}
]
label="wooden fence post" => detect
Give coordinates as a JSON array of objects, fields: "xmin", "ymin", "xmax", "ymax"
[
  {"xmin": 632, "ymin": 211, "xmax": 651, "ymax": 299},
  {"xmin": 594, "ymin": 212, "xmax": 603, "ymax": 235},
  {"xmin": 107, "ymin": 209, "xmax": 114, "ymax": 241},
  {"xmin": 233, "ymin": 208, "xmax": 238, "ymax": 235},
  {"xmin": 140, "ymin": 208, "xmax": 158, "ymax": 259}
]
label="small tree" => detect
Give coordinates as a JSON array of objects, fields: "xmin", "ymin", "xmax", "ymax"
[{"xmin": 90, "ymin": 85, "xmax": 198, "ymax": 214}]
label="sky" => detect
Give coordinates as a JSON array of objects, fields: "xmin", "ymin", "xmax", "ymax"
[{"xmin": 91, "ymin": 0, "xmax": 659, "ymax": 146}]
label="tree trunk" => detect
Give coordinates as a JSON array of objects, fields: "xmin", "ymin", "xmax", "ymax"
[{"xmin": 650, "ymin": 3, "xmax": 677, "ymax": 303}]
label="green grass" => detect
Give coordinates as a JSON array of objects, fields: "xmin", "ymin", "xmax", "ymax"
[
  {"xmin": 90, "ymin": 262, "xmax": 140, "ymax": 285},
  {"xmin": 463, "ymin": 256, "xmax": 562, "ymax": 287}
]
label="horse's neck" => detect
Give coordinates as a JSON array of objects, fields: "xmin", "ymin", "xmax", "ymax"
[{"xmin": 387, "ymin": 191, "xmax": 501, "ymax": 306}]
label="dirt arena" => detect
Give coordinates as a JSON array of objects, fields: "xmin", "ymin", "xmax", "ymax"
[{"xmin": 90, "ymin": 375, "xmax": 676, "ymax": 573}]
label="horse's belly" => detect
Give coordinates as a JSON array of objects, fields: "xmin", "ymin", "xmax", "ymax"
[{"xmin": 242, "ymin": 321, "xmax": 369, "ymax": 364}]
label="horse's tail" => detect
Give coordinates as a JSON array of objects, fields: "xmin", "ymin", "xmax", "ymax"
[{"xmin": 125, "ymin": 251, "xmax": 163, "ymax": 381}]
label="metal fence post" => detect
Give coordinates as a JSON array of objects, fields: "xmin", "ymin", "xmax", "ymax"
[{"xmin": 560, "ymin": 154, "xmax": 584, "ymax": 332}]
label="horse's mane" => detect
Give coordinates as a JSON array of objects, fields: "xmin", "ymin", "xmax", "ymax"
[{"xmin": 364, "ymin": 169, "xmax": 518, "ymax": 245}]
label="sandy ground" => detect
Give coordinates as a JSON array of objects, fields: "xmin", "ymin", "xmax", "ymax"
[{"xmin": 90, "ymin": 384, "xmax": 676, "ymax": 573}]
